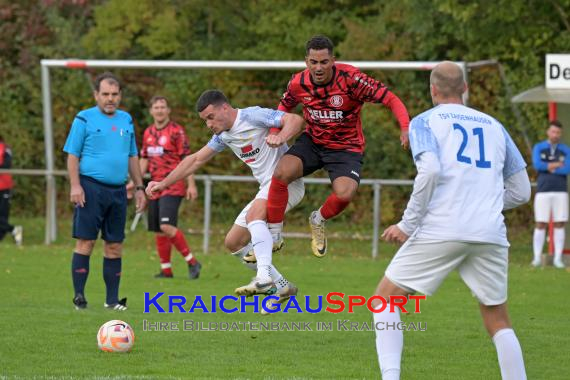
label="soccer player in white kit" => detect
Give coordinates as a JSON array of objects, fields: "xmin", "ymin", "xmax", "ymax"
[
  {"xmin": 372, "ymin": 62, "xmax": 531, "ymax": 380},
  {"xmin": 147, "ymin": 90, "xmax": 305, "ymax": 301}
]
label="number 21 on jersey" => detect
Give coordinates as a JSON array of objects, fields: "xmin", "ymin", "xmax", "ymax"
[{"xmin": 453, "ymin": 123, "xmax": 491, "ymax": 168}]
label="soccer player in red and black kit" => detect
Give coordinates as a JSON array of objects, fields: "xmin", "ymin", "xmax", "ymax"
[
  {"xmin": 267, "ymin": 35, "xmax": 410, "ymax": 257},
  {"xmin": 0, "ymin": 135, "xmax": 22, "ymax": 245},
  {"xmin": 139, "ymin": 96, "xmax": 201, "ymax": 279}
]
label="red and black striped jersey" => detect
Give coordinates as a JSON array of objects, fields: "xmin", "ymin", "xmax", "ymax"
[
  {"xmin": 278, "ymin": 63, "xmax": 409, "ymax": 153},
  {"xmin": 141, "ymin": 121, "xmax": 191, "ymax": 197}
]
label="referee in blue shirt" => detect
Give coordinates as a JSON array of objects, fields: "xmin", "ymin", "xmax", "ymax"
[
  {"xmin": 63, "ymin": 72, "xmax": 147, "ymax": 311},
  {"xmin": 531, "ymin": 120, "xmax": 570, "ymax": 269}
]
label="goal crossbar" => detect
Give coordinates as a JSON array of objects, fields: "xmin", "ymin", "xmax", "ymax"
[{"xmin": 40, "ymin": 59, "xmax": 465, "ymax": 248}]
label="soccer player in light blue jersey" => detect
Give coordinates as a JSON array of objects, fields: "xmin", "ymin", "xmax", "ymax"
[
  {"xmin": 63, "ymin": 72, "xmax": 147, "ymax": 311},
  {"xmin": 372, "ymin": 62, "xmax": 530, "ymax": 380}
]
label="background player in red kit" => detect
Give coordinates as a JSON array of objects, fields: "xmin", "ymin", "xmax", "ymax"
[
  {"xmin": 0, "ymin": 135, "xmax": 23, "ymax": 246},
  {"xmin": 139, "ymin": 96, "xmax": 200, "ymax": 279},
  {"xmin": 266, "ymin": 35, "xmax": 410, "ymax": 257}
]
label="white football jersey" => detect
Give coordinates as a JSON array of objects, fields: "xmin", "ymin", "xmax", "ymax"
[
  {"xmin": 207, "ymin": 107, "xmax": 289, "ymax": 186},
  {"xmin": 409, "ymin": 103, "xmax": 526, "ymax": 246}
]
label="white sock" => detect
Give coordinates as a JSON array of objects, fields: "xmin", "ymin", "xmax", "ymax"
[
  {"xmin": 554, "ymin": 227, "xmax": 565, "ymax": 262},
  {"xmin": 267, "ymin": 265, "xmax": 283, "ymax": 281},
  {"xmin": 492, "ymin": 328, "xmax": 527, "ymax": 380},
  {"xmin": 247, "ymin": 220, "xmax": 273, "ymax": 281},
  {"xmin": 267, "ymin": 222, "xmax": 283, "ymax": 240},
  {"xmin": 373, "ymin": 304, "xmax": 402, "ymax": 380},
  {"xmin": 231, "ymin": 243, "xmax": 256, "ymax": 271},
  {"xmin": 312, "ymin": 208, "xmax": 326, "ymax": 224},
  {"xmin": 532, "ymin": 228, "xmax": 545, "ymax": 261}
]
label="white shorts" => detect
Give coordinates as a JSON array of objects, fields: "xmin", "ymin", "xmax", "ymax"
[
  {"xmin": 385, "ymin": 239, "xmax": 508, "ymax": 306},
  {"xmin": 234, "ymin": 179, "xmax": 305, "ymax": 228},
  {"xmin": 534, "ymin": 192, "xmax": 568, "ymax": 222}
]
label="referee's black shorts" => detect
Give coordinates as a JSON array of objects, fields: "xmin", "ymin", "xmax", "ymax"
[
  {"xmin": 285, "ymin": 132, "xmax": 364, "ymax": 184},
  {"xmin": 72, "ymin": 175, "xmax": 127, "ymax": 242},
  {"xmin": 147, "ymin": 195, "xmax": 183, "ymax": 232}
]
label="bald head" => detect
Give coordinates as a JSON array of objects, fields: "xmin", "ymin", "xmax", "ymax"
[{"xmin": 430, "ymin": 61, "xmax": 465, "ymax": 103}]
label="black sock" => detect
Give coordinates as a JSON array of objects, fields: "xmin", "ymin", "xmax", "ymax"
[
  {"xmin": 71, "ymin": 252, "xmax": 90, "ymax": 296},
  {"xmin": 103, "ymin": 257, "xmax": 122, "ymax": 305}
]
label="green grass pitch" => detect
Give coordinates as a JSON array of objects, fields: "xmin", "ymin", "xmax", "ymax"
[{"xmin": 1, "ymin": 219, "xmax": 568, "ymax": 379}]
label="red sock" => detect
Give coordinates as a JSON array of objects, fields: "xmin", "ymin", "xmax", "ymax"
[
  {"xmin": 170, "ymin": 230, "xmax": 197, "ymax": 265},
  {"xmin": 156, "ymin": 235, "xmax": 173, "ymax": 276},
  {"xmin": 320, "ymin": 193, "xmax": 351, "ymax": 219},
  {"xmin": 267, "ymin": 177, "xmax": 289, "ymax": 223}
]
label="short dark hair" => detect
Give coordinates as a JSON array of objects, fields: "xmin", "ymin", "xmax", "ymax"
[
  {"xmin": 149, "ymin": 95, "xmax": 169, "ymax": 107},
  {"xmin": 196, "ymin": 90, "xmax": 229, "ymax": 113},
  {"xmin": 305, "ymin": 35, "xmax": 334, "ymax": 55},
  {"xmin": 549, "ymin": 120, "xmax": 563, "ymax": 129},
  {"xmin": 94, "ymin": 72, "xmax": 121, "ymax": 92}
]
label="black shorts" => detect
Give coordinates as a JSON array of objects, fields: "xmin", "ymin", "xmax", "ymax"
[
  {"xmin": 73, "ymin": 176, "xmax": 127, "ymax": 242},
  {"xmin": 147, "ymin": 195, "xmax": 183, "ymax": 232},
  {"xmin": 286, "ymin": 132, "xmax": 364, "ymax": 183}
]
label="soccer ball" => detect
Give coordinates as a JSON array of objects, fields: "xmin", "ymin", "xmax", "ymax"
[{"xmin": 97, "ymin": 320, "xmax": 135, "ymax": 352}]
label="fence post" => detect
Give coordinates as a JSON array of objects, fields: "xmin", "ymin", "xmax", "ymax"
[
  {"xmin": 202, "ymin": 177, "xmax": 212, "ymax": 254},
  {"xmin": 372, "ymin": 183, "xmax": 381, "ymax": 259},
  {"xmin": 41, "ymin": 64, "xmax": 57, "ymax": 244}
]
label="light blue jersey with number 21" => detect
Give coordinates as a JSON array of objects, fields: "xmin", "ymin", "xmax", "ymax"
[{"xmin": 408, "ymin": 104, "xmax": 526, "ymax": 246}]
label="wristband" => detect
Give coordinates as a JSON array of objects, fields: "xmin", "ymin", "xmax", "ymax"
[{"xmin": 135, "ymin": 185, "xmax": 145, "ymax": 192}]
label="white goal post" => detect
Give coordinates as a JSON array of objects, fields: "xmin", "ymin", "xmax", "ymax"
[{"xmin": 40, "ymin": 59, "xmax": 467, "ymax": 255}]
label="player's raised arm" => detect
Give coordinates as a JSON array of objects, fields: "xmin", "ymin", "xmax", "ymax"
[
  {"xmin": 146, "ymin": 145, "xmax": 218, "ymax": 197},
  {"xmin": 349, "ymin": 69, "xmax": 410, "ymax": 148}
]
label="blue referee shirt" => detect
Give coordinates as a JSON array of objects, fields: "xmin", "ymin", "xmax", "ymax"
[
  {"xmin": 63, "ymin": 106, "xmax": 138, "ymax": 185},
  {"xmin": 532, "ymin": 140, "xmax": 570, "ymax": 193}
]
